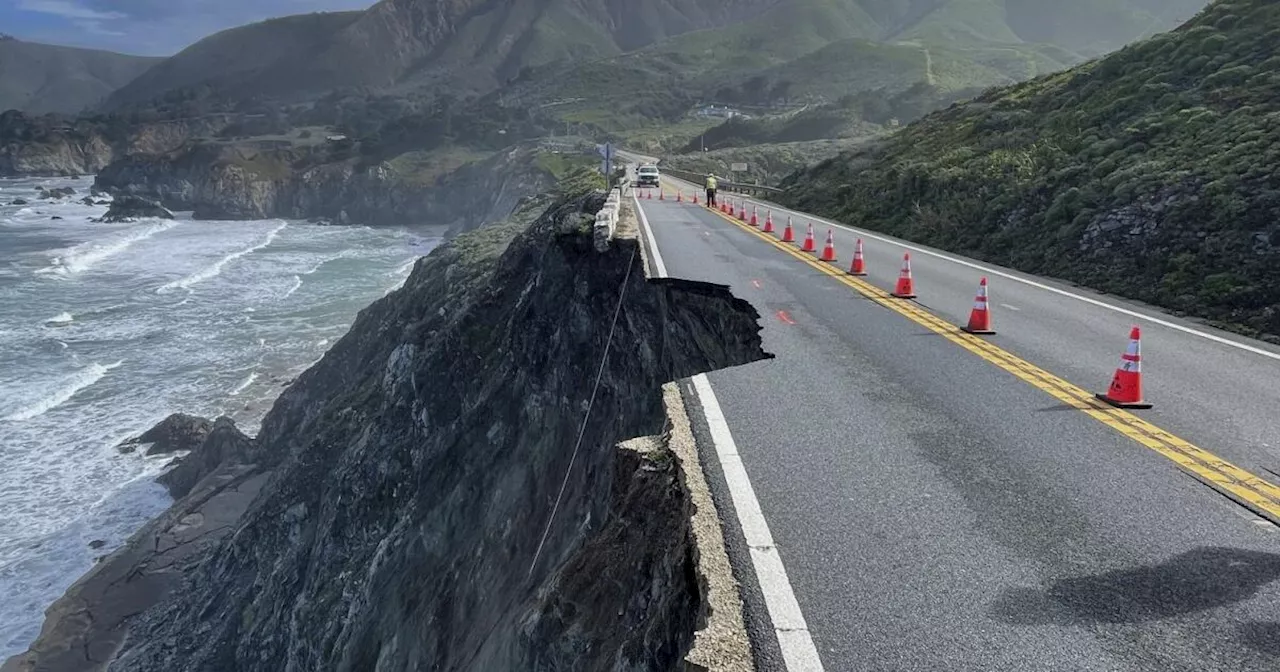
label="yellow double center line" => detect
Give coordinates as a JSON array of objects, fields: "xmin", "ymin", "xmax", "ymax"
[{"xmin": 693, "ymin": 198, "xmax": 1280, "ymax": 524}]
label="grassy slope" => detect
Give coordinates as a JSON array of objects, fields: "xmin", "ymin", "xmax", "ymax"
[
  {"xmin": 500, "ymin": 1, "xmax": 1081, "ymax": 154},
  {"xmin": 103, "ymin": 12, "xmax": 364, "ymax": 110},
  {"xmin": 662, "ymin": 139, "xmax": 863, "ymax": 183},
  {"xmin": 780, "ymin": 0, "xmax": 1280, "ymax": 339},
  {"xmin": 648, "ymin": 0, "xmax": 882, "ymax": 76},
  {"xmin": 0, "ymin": 38, "xmax": 159, "ymax": 114}
]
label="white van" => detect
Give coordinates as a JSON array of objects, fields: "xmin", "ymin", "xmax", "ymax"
[{"xmin": 636, "ymin": 164, "xmax": 660, "ymax": 187}]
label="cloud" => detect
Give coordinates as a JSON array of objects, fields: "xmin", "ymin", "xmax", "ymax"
[
  {"xmin": 17, "ymin": 0, "xmax": 126, "ymax": 21},
  {"xmin": 72, "ymin": 19, "xmax": 124, "ymax": 36}
]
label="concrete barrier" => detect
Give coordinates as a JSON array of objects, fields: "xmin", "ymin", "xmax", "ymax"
[
  {"xmin": 659, "ymin": 167, "xmax": 785, "ymax": 196},
  {"xmin": 594, "ymin": 187, "xmax": 624, "ymax": 252}
]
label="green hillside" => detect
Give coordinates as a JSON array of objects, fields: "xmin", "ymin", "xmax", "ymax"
[
  {"xmin": 97, "ymin": 0, "xmax": 1208, "ymax": 113},
  {"xmin": 0, "ymin": 36, "xmax": 159, "ymax": 114},
  {"xmin": 780, "ymin": 0, "xmax": 1280, "ymax": 340},
  {"xmin": 103, "ymin": 12, "xmax": 364, "ymax": 110}
]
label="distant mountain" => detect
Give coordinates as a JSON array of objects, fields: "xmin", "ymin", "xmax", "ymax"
[
  {"xmin": 103, "ymin": 0, "xmax": 781, "ymax": 110},
  {"xmin": 0, "ymin": 36, "xmax": 159, "ymax": 114},
  {"xmin": 780, "ymin": 0, "xmax": 1280, "ymax": 339},
  {"xmin": 102, "ymin": 0, "xmax": 1209, "ymax": 111}
]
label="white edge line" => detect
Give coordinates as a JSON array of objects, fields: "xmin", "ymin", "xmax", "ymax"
[
  {"xmin": 662, "ymin": 176, "xmax": 1280, "ymax": 363},
  {"xmin": 632, "ymin": 190, "xmax": 668, "ymax": 277},
  {"xmin": 692, "ymin": 374, "xmax": 825, "ymax": 672},
  {"xmin": 635, "ymin": 190, "xmax": 824, "ymax": 671}
]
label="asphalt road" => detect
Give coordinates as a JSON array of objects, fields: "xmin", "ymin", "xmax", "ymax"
[{"xmin": 634, "ymin": 190, "xmax": 1280, "ymax": 671}]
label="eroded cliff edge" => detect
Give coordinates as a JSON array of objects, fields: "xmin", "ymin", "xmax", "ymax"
[{"xmin": 5, "ymin": 190, "xmax": 768, "ymax": 671}]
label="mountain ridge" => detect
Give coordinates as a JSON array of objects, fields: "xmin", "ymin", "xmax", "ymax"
[
  {"xmin": 0, "ymin": 37, "xmax": 160, "ymax": 115},
  {"xmin": 97, "ymin": 0, "xmax": 1209, "ymax": 111}
]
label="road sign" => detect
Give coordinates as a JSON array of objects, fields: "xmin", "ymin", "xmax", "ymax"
[
  {"xmin": 730, "ymin": 162, "xmax": 748, "ymax": 172},
  {"xmin": 597, "ymin": 143, "xmax": 614, "ymax": 188}
]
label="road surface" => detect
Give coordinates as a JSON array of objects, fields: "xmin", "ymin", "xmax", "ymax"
[{"xmin": 631, "ymin": 177, "xmax": 1280, "ymax": 671}]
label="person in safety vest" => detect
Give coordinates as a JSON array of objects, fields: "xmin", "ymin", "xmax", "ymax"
[{"xmin": 705, "ymin": 173, "xmax": 718, "ymax": 208}]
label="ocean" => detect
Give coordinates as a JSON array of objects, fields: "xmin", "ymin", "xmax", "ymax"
[{"xmin": 0, "ymin": 176, "xmax": 438, "ymax": 658}]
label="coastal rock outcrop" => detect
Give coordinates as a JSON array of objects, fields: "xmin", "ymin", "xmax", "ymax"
[
  {"xmin": 156, "ymin": 417, "xmax": 256, "ymax": 499},
  {"xmin": 115, "ymin": 413, "xmax": 211, "ymax": 456},
  {"xmin": 37, "ymin": 186, "xmax": 75, "ymax": 200},
  {"xmin": 5, "ymin": 189, "xmax": 769, "ymax": 671},
  {"xmin": 0, "ymin": 111, "xmax": 237, "ymax": 177},
  {"xmin": 94, "ymin": 143, "xmax": 555, "ymax": 232},
  {"xmin": 98, "ymin": 196, "xmax": 174, "ymax": 223}
]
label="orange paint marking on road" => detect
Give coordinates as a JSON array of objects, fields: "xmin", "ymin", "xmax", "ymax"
[
  {"xmin": 776, "ymin": 310, "xmax": 796, "ymax": 325},
  {"xmin": 752, "ymin": 279, "xmax": 763, "ymax": 289}
]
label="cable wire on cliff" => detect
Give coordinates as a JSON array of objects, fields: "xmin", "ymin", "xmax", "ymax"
[{"xmin": 528, "ymin": 244, "xmax": 638, "ymax": 577}]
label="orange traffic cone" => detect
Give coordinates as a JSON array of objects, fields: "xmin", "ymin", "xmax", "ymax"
[
  {"xmin": 677, "ymin": 190, "xmax": 683, "ymax": 203},
  {"xmin": 763, "ymin": 210, "xmax": 774, "ymax": 233},
  {"xmin": 659, "ymin": 189, "xmax": 665, "ymax": 201},
  {"xmin": 848, "ymin": 238, "xmax": 867, "ymax": 276},
  {"xmin": 782, "ymin": 217, "xmax": 795, "ymax": 242},
  {"xmin": 820, "ymin": 229, "xmax": 837, "ymax": 262},
  {"xmin": 1096, "ymin": 326, "xmax": 1152, "ymax": 409},
  {"xmin": 961, "ymin": 277, "xmax": 995, "ymax": 335},
  {"xmin": 892, "ymin": 253, "xmax": 916, "ymax": 299},
  {"xmin": 750, "ymin": 206, "xmax": 759, "ymax": 227},
  {"xmin": 738, "ymin": 202, "xmax": 747, "ymax": 222},
  {"xmin": 801, "ymin": 222, "xmax": 816, "ymax": 252},
  {"xmin": 693, "ymin": 192, "xmax": 699, "ymax": 205}
]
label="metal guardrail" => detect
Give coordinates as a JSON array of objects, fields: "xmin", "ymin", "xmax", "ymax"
[{"xmin": 658, "ymin": 167, "xmax": 786, "ymax": 196}]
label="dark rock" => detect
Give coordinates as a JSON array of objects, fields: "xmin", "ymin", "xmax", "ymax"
[
  {"xmin": 88, "ymin": 540, "xmax": 106, "ymax": 549},
  {"xmin": 156, "ymin": 417, "xmax": 255, "ymax": 499},
  {"xmin": 94, "ymin": 142, "xmax": 555, "ymax": 233},
  {"xmin": 4, "ymin": 193, "xmax": 769, "ymax": 671},
  {"xmin": 38, "ymin": 186, "xmax": 75, "ymax": 199},
  {"xmin": 10, "ymin": 198, "xmax": 27, "ymax": 205},
  {"xmin": 116, "ymin": 413, "xmax": 212, "ymax": 457},
  {"xmin": 50, "ymin": 216, "xmax": 62, "ymax": 220},
  {"xmin": 80, "ymin": 196, "xmax": 96, "ymax": 206},
  {"xmin": 99, "ymin": 195, "xmax": 174, "ymax": 223},
  {"xmin": 3, "ymin": 462, "xmax": 270, "ymax": 672}
]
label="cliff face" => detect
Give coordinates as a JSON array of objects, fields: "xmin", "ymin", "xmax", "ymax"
[
  {"xmin": 5, "ymin": 191, "xmax": 768, "ymax": 671},
  {"xmin": 0, "ymin": 133, "xmax": 115, "ymax": 176},
  {"xmin": 0, "ymin": 114, "xmax": 235, "ymax": 177},
  {"xmin": 95, "ymin": 144, "xmax": 556, "ymax": 231}
]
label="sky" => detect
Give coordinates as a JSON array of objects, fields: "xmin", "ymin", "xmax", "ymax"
[{"xmin": 0, "ymin": 0, "xmax": 374, "ymax": 56}]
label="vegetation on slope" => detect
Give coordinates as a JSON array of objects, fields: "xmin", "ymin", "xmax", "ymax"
[
  {"xmin": 663, "ymin": 140, "xmax": 861, "ymax": 184},
  {"xmin": 780, "ymin": 0, "xmax": 1280, "ymax": 340},
  {"xmin": 0, "ymin": 36, "xmax": 159, "ymax": 114}
]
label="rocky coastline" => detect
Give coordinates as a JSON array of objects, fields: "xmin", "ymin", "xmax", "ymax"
[
  {"xmin": 4, "ymin": 190, "xmax": 766, "ymax": 671},
  {"xmin": 0, "ymin": 112, "xmax": 240, "ymax": 178},
  {"xmin": 93, "ymin": 143, "xmax": 554, "ymax": 233}
]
